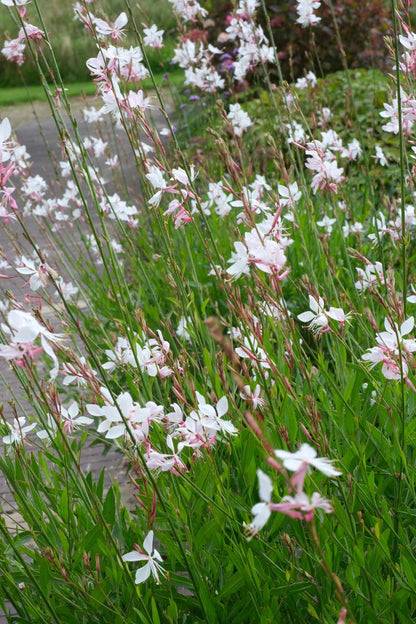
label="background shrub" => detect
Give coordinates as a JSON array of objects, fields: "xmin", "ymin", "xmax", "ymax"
[{"xmin": 208, "ymin": 0, "xmax": 391, "ymax": 81}]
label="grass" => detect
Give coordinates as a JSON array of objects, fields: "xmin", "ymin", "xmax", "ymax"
[
  {"xmin": 0, "ymin": 70, "xmax": 185, "ymax": 106},
  {"xmin": 0, "ymin": 82, "xmax": 96, "ymax": 106}
]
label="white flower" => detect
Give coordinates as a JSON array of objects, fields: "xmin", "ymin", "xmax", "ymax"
[
  {"xmin": 122, "ymin": 531, "xmax": 165, "ymax": 584},
  {"xmin": 0, "ymin": 117, "xmax": 12, "ymax": 163},
  {"xmin": 1, "ymin": 0, "xmax": 30, "ymax": 5},
  {"xmin": 226, "ymin": 241, "xmax": 250, "ymax": 279},
  {"xmin": 3, "ymin": 417, "xmax": 36, "ymax": 445},
  {"xmin": 296, "ymin": 0, "xmax": 321, "ymax": 27},
  {"xmin": 295, "ymin": 71, "xmax": 317, "ymax": 89},
  {"xmin": 61, "ymin": 402, "xmax": 93, "ymax": 434},
  {"xmin": 316, "ymin": 215, "xmax": 336, "ymax": 235},
  {"xmin": 193, "ymin": 392, "xmax": 238, "ymax": 437},
  {"xmin": 298, "ymin": 295, "xmax": 328, "ymax": 333},
  {"xmin": 143, "ymin": 24, "xmax": 164, "ymax": 49},
  {"xmin": 55, "ymin": 278, "xmax": 78, "ymax": 300},
  {"xmin": 407, "ymin": 284, "xmax": 416, "ymax": 304},
  {"xmin": 93, "ymin": 12, "xmax": 128, "ymax": 39},
  {"xmin": 15, "ymin": 255, "xmax": 57, "ymax": 291},
  {"xmin": 88, "ymin": 391, "xmax": 156, "ymax": 442},
  {"xmin": 102, "ymin": 337, "xmax": 135, "ymax": 371},
  {"xmin": 249, "ymin": 469, "xmax": 273, "ymax": 533},
  {"xmin": 37, "ymin": 414, "xmax": 58, "ymax": 442},
  {"xmin": 355, "ymin": 262, "xmax": 385, "ymax": 291},
  {"xmin": 171, "ymin": 165, "xmax": 197, "ymax": 186},
  {"xmin": 377, "ymin": 317, "xmax": 416, "ymax": 354},
  {"xmin": 0, "ymin": 309, "xmax": 64, "ymax": 379},
  {"xmin": 361, "ymin": 319, "xmax": 416, "ymax": 383},
  {"xmin": 274, "ymin": 443, "xmax": 341, "ymax": 477},
  {"xmin": 176, "ymin": 316, "xmax": 191, "ymax": 341},
  {"xmin": 281, "ymin": 491, "xmax": 333, "ymax": 518},
  {"xmin": 373, "ymin": 145, "xmax": 387, "ymax": 166},
  {"xmin": 227, "ymin": 103, "xmax": 253, "ymax": 137},
  {"xmin": 278, "ymin": 182, "xmax": 301, "ymax": 207},
  {"xmin": 239, "ymin": 384, "xmax": 265, "ymax": 409}
]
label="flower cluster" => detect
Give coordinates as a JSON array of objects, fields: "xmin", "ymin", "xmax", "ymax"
[
  {"xmin": 86, "ymin": 388, "xmax": 237, "ymax": 474},
  {"xmin": 227, "ymin": 103, "xmax": 253, "ymax": 137},
  {"xmin": 362, "ymin": 317, "xmax": 416, "ymax": 386},
  {"xmin": 296, "ymin": 0, "xmax": 321, "ymax": 28},
  {"xmin": 246, "ymin": 443, "xmax": 341, "ymax": 537},
  {"xmin": 1, "ymin": 10, "xmax": 45, "ymax": 66},
  {"xmin": 223, "ymin": 1, "xmax": 274, "ymax": 81}
]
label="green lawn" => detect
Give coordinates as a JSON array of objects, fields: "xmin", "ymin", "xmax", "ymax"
[{"xmin": 0, "ymin": 71, "xmax": 185, "ymax": 106}]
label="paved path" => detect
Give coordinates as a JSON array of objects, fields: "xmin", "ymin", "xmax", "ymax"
[
  {"xmin": 0, "ymin": 94, "xmax": 137, "ymax": 474},
  {"xmin": 0, "ymin": 94, "xmax": 172, "ymax": 621}
]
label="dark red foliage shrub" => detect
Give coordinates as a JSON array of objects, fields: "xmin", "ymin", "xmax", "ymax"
[{"xmin": 207, "ymin": 0, "xmax": 391, "ymax": 81}]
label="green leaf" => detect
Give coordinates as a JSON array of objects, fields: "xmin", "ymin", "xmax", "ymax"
[
  {"xmin": 151, "ymin": 597, "xmax": 161, "ymax": 624},
  {"xmin": 103, "ymin": 485, "xmax": 116, "ymax": 526},
  {"xmin": 59, "ymin": 487, "xmax": 68, "ymax": 523}
]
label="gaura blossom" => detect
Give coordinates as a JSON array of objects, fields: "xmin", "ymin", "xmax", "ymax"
[
  {"xmin": 2, "ymin": 416, "xmax": 36, "ymax": 445},
  {"xmin": 274, "ymin": 443, "xmax": 341, "ymax": 477},
  {"xmin": 248, "ymin": 469, "xmax": 274, "ymax": 533},
  {"xmin": 92, "ymin": 12, "xmax": 128, "ymax": 40},
  {"xmin": 245, "ymin": 466, "xmax": 335, "ymax": 538},
  {"xmin": 55, "ymin": 278, "xmax": 78, "ymax": 300},
  {"xmin": 227, "ymin": 103, "xmax": 253, "ymax": 137},
  {"xmin": 296, "ymin": 0, "xmax": 321, "ymax": 27},
  {"xmin": 226, "ymin": 241, "xmax": 250, "ymax": 279},
  {"xmin": 303, "ymin": 140, "xmax": 345, "ymax": 194},
  {"xmin": 36, "ymin": 414, "xmax": 59, "ymax": 442},
  {"xmin": 102, "ymin": 336, "xmax": 135, "ymax": 371},
  {"xmin": 60, "ymin": 402, "xmax": 93, "ymax": 434},
  {"xmin": 236, "ymin": 0, "xmax": 260, "ymax": 18},
  {"xmin": 143, "ymin": 24, "xmax": 164, "ymax": 49},
  {"xmin": 18, "ymin": 22, "xmax": 45, "ymax": 41},
  {"xmin": 176, "ymin": 315, "xmax": 191, "ymax": 341},
  {"xmin": 316, "ymin": 215, "xmax": 336, "ymax": 235},
  {"xmin": 278, "ymin": 181, "xmax": 302, "ymax": 207},
  {"xmin": 145, "ymin": 434, "xmax": 187, "ymax": 474},
  {"xmin": 279, "ymin": 491, "xmax": 333, "ymax": 522},
  {"xmin": 275, "ymin": 442, "xmax": 341, "ymax": 495},
  {"xmin": 235, "ymin": 334, "xmax": 271, "ymax": 371},
  {"xmin": 355, "ymin": 261, "xmax": 386, "ymax": 292},
  {"xmin": 298, "ymin": 295, "xmax": 350, "ymax": 333},
  {"xmin": 298, "ymin": 295, "xmax": 328, "ymax": 333},
  {"xmin": 0, "ymin": 118, "xmax": 12, "ymax": 163},
  {"xmin": 0, "ymin": 309, "xmax": 64, "ymax": 378},
  {"xmin": 87, "ymin": 390, "xmax": 163, "ymax": 443},
  {"xmin": 192, "ymin": 392, "xmax": 238, "ymax": 437},
  {"xmin": 171, "ymin": 165, "xmax": 197, "ymax": 186},
  {"xmin": 295, "ymin": 71, "xmax": 317, "ymax": 89},
  {"xmin": 373, "ymin": 145, "xmax": 388, "ymax": 166},
  {"xmin": 61, "ymin": 356, "xmax": 97, "ymax": 387},
  {"xmin": 407, "ymin": 284, "xmax": 416, "ymax": 304},
  {"xmin": 1, "ymin": 0, "xmax": 30, "ymax": 5},
  {"xmin": 362, "ymin": 317, "xmax": 416, "ymax": 384},
  {"xmin": 167, "ymin": 0, "xmax": 208, "ymax": 22},
  {"xmin": 122, "ymin": 530, "xmax": 165, "ymax": 584},
  {"xmin": 15, "ymin": 255, "xmax": 58, "ymax": 291},
  {"xmin": 239, "ymin": 384, "xmax": 265, "ymax": 410},
  {"xmin": 1, "ymin": 37, "xmax": 26, "ymax": 66}
]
